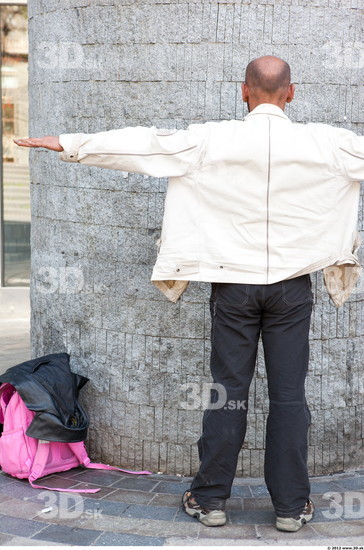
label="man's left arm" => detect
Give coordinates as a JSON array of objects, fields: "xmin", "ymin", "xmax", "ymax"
[{"xmin": 336, "ymin": 129, "xmax": 364, "ymax": 182}]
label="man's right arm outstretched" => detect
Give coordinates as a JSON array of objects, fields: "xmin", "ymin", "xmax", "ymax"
[{"xmin": 14, "ymin": 125, "xmax": 207, "ymax": 179}]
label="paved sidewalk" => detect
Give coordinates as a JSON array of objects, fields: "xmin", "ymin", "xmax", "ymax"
[
  {"xmin": 0, "ymin": 317, "xmax": 363, "ymax": 546},
  {"xmin": 0, "ymin": 467, "xmax": 363, "ymax": 546},
  {"xmin": 0, "ymin": 318, "xmax": 30, "ymax": 375}
]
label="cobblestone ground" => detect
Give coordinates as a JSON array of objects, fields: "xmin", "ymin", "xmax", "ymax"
[{"xmin": 0, "ymin": 468, "xmax": 363, "ymax": 545}]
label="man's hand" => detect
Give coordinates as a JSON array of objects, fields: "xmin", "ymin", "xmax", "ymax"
[{"xmin": 13, "ymin": 136, "xmax": 63, "ymax": 152}]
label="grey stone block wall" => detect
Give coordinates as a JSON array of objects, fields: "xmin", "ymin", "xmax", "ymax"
[{"xmin": 28, "ymin": 0, "xmax": 363, "ymax": 476}]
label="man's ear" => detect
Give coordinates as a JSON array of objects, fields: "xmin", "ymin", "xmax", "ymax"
[
  {"xmin": 242, "ymin": 82, "xmax": 249, "ymax": 103},
  {"xmin": 286, "ymin": 83, "xmax": 295, "ymax": 103}
]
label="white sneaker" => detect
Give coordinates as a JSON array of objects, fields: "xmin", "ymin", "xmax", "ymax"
[
  {"xmin": 276, "ymin": 498, "xmax": 315, "ymax": 532},
  {"xmin": 182, "ymin": 490, "xmax": 227, "ymax": 527}
]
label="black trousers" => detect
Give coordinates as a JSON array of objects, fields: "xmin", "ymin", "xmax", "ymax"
[{"xmin": 190, "ymin": 275, "xmax": 313, "ymax": 518}]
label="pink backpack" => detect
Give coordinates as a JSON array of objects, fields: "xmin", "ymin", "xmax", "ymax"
[{"xmin": 0, "ymin": 383, "xmax": 151, "ymax": 493}]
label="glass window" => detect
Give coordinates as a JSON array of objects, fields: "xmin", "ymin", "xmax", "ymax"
[{"xmin": 1, "ymin": 3, "xmax": 30, "ymax": 287}]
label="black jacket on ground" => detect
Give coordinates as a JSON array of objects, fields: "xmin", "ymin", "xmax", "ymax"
[{"xmin": 0, "ymin": 352, "xmax": 89, "ymax": 442}]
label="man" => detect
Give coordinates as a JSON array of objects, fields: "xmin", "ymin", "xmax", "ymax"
[{"xmin": 15, "ymin": 56, "xmax": 364, "ymax": 532}]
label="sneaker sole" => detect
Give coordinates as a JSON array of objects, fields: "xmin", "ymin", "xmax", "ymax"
[
  {"xmin": 183, "ymin": 506, "xmax": 227, "ymax": 527},
  {"xmin": 276, "ymin": 512, "xmax": 314, "ymax": 532}
]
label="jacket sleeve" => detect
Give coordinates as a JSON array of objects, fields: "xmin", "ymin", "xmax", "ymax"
[
  {"xmin": 334, "ymin": 128, "xmax": 364, "ymax": 182},
  {"xmin": 58, "ymin": 125, "xmax": 206, "ymax": 178}
]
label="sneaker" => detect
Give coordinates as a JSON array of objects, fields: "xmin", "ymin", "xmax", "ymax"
[
  {"xmin": 182, "ymin": 490, "xmax": 227, "ymax": 527},
  {"xmin": 276, "ymin": 498, "xmax": 315, "ymax": 532}
]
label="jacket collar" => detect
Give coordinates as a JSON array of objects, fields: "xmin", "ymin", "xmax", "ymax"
[{"xmin": 244, "ymin": 103, "xmax": 290, "ymax": 121}]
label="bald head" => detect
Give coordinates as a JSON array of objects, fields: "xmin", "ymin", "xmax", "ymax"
[
  {"xmin": 245, "ymin": 56, "xmax": 291, "ymax": 94},
  {"xmin": 242, "ymin": 56, "xmax": 294, "ymax": 111}
]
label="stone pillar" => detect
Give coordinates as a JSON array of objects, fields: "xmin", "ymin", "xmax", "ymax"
[{"xmin": 28, "ymin": 0, "xmax": 363, "ymax": 476}]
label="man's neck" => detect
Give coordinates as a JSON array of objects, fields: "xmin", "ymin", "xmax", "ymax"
[{"xmin": 247, "ymin": 98, "xmax": 286, "ymax": 112}]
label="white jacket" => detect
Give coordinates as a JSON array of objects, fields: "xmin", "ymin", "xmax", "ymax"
[{"xmin": 59, "ymin": 104, "xmax": 364, "ymax": 305}]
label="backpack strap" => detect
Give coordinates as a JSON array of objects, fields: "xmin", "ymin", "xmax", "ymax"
[
  {"xmin": 29, "ymin": 440, "xmax": 100, "ymax": 493},
  {"xmin": 0, "ymin": 383, "xmax": 15, "ymax": 424},
  {"xmin": 84, "ymin": 460, "xmax": 152, "ymax": 475},
  {"xmin": 68, "ymin": 442, "xmax": 152, "ymax": 475}
]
